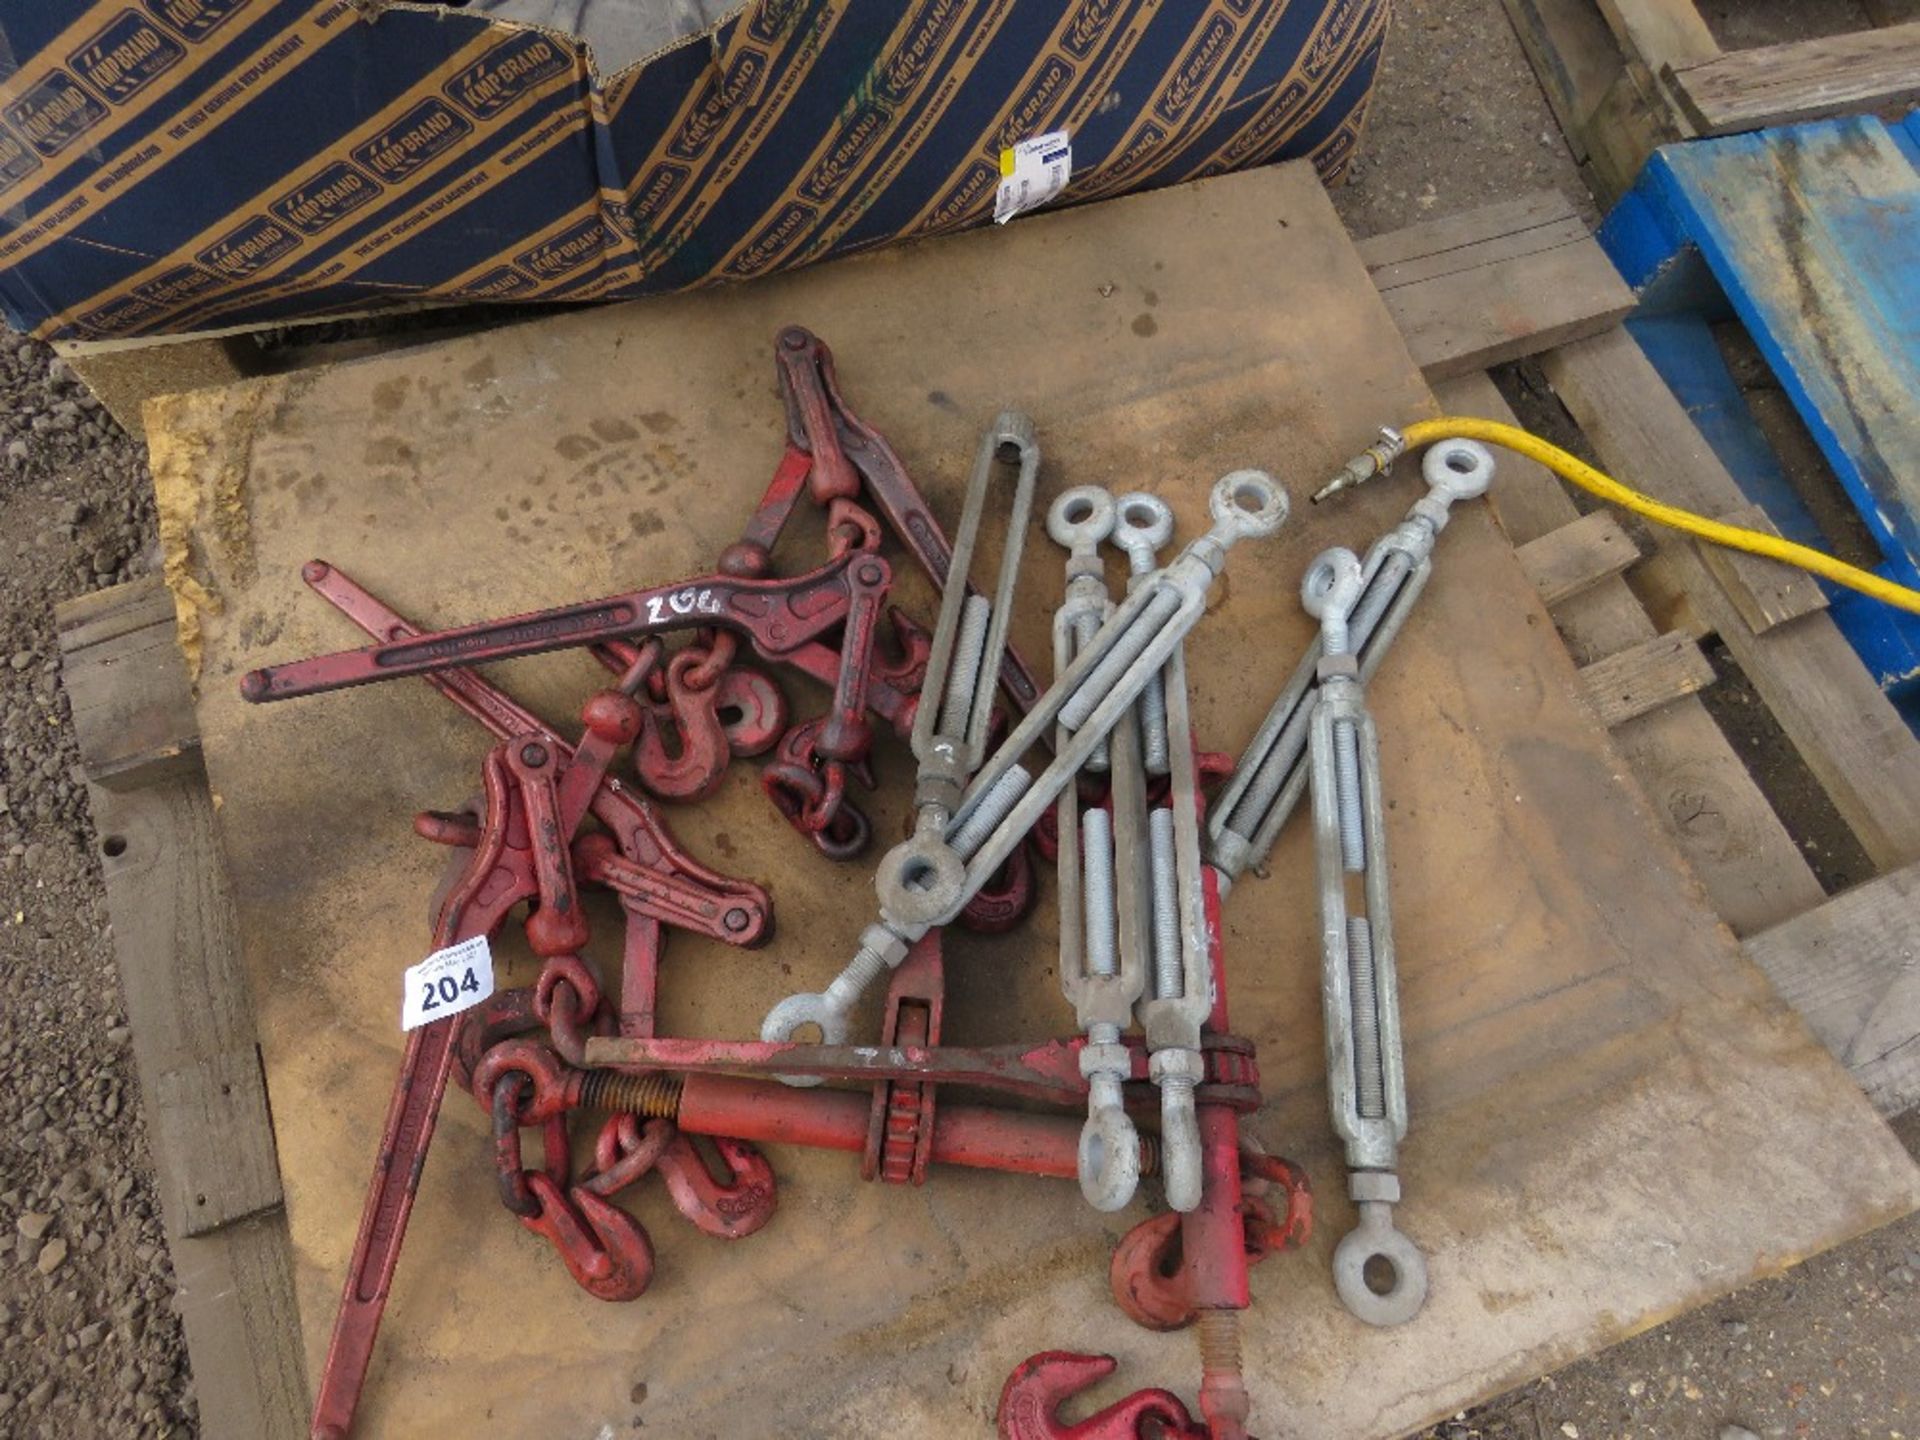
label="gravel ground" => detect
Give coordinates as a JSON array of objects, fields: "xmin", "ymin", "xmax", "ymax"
[
  {"xmin": 0, "ymin": 337, "xmax": 192, "ymax": 1435},
  {"xmin": 0, "ymin": 3, "xmax": 1915, "ymax": 1437},
  {"xmin": 1329, "ymin": 0, "xmax": 1590, "ymax": 240}
]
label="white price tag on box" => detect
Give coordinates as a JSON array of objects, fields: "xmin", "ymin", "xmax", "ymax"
[
  {"xmin": 995, "ymin": 131, "xmax": 1071, "ymax": 224},
  {"xmin": 400, "ymin": 935, "xmax": 495, "ymax": 1031}
]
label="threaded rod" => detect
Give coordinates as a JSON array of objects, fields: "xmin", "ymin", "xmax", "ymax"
[{"xmin": 577, "ymin": 1068, "xmax": 684, "ymax": 1118}]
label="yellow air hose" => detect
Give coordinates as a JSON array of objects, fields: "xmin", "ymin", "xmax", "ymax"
[{"xmin": 1385, "ymin": 417, "xmax": 1920, "ymax": 618}]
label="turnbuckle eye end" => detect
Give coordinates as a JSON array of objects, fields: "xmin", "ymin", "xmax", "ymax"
[
  {"xmin": 1209, "ymin": 469, "xmax": 1288, "ymax": 539},
  {"xmin": 1421, "ymin": 436, "xmax": 1496, "ymax": 503},
  {"xmin": 1078, "ymin": 1106, "xmax": 1142, "ymax": 1213},
  {"xmin": 759, "ymin": 992, "xmax": 845, "ymax": 1085},
  {"xmin": 1046, "ymin": 485, "xmax": 1118, "ymax": 549},
  {"xmin": 1331, "ymin": 1200, "xmax": 1429, "ymax": 1327},
  {"xmin": 1111, "ymin": 491, "xmax": 1175, "ymax": 553},
  {"xmin": 1301, "ymin": 547, "xmax": 1365, "ymax": 620}
]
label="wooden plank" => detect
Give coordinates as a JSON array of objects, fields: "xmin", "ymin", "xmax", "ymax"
[
  {"xmin": 1626, "ymin": 546, "xmax": 1712, "ymax": 642},
  {"xmin": 55, "ymin": 575, "xmax": 200, "ymax": 789},
  {"xmin": 1436, "ymin": 370, "xmax": 1825, "ymax": 934},
  {"xmin": 166, "ymin": 1214, "xmax": 307, "ymax": 1440},
  {"xmin": 1671, "ymin": 22, "xmax": 1920, "ymax": 135},
  {"xmin": 148, "ymin": 164, "xmax": 1920, "ymax": 1438},
  {"xmin": 1355, "ymin": 191, "xmax": 1583, "ymax": 273},
  {"xmin": 1495, "ymin": 0, "xmax": 1684, "ymax": 201},
  {"xmin": 1497, "ymin": 0, "xmax": 1626, "ymax": 161},
  {"xmin": 89, "ymin": 776, "xmax": 306, "ymax": 1439},
  {"xmin": 1594, "ymin": 0, "xmax": 1720, "ymax": 69},
  {"xmin": 1579, "ymin": 629, "xmax": 1717, "ymax": 727},
  {"xmin": 1698, "ymin": 502, "xmax": 1829, "ymax": 635},
  {"xmin": 1745, "ymin": 862, "xmax": 1920, "ymax": 1116},
  {"xmin": 1585, "ymin": 61, "xmax": 1682, "ymax": 203},
  {"xmin": 151, "ymin": 1046, "xmax": 284, "ymax": 1237},
  {"xmin": 1357, "ymin": 192, "xmax": 1635, "ymax": 380},
  {"xmin": 1515, "ymin": 510, "xmax": 1639, "ymax": 606},
  {"xmin": 61, "ymin": 574, "xmax": 306, "ymax": 1437},
  {"xmin": 1544, "ymin": 328, "xmax": 1920, "ymax": 871}
]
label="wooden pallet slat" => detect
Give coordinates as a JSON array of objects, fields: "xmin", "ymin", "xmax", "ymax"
[
  {"xmin": 1358, "ymin": 193, "xmax": 1590, "ymax": 281},
  {"xmin": 1670, "ymin": 22, "xmax": 1920, "ymax": 136},
  {"xmin": 151, "ymin": 1045, "xmax": 284, "ymax": 1237},
  {"xmin": 1497, "ymin": 0, "xmax": 1624, "ymax": 163},
  {"xmin": 1516, "ymin": 509, "xmax": 1639, "ymax": 606},
  {"xmin": 54, "ymin": 576, "xmax": 201, "ymax": 790},
  {"xmin": 1594, "ymin": 0, "xmax": 1720, "ymax": 70},
  {"xmin": 1499, "ymin": 0, "xmax": 1918, "ymax": 203},
  {"xmin": 1356, "ymin": 189, "xmax": 1636, "ymax": 380},
  {"xmin": 1436, "ymin": 370, "xmax": 1826, "ymax": 935},
  {"xmin": 1543, "ymin": 328, "xmax": 1920, "ymax": 872},
  {"xmin": 57, "ymin": 581, "xmax": 308, "ymax": 1440},
  {"xmin": 1697, "ymin": 503, "xmax": 1830, "ymax": 636},
  {"xmin": 1579, "ymin": 629, "xmax": 1717, "ymax": 727},
  {"xmin": 1745, "ymin": 861, "xmax": 1920, "ymax": 1117}
]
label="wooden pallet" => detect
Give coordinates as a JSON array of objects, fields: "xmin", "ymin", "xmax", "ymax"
[
  {"xmin": 1367, "ymin": 188, "xmax": 1920, "ymax": 1111},
  {"xmin": 61, "ymin": 184, "xmax": 1920, "ymax": 1437},
  {"xmin": 1598, "ymin": 113, "xmax": 1920, "ymax": 709},
  {"xmin": 1498, "ymin": 0, "xmax": 1920, "ymax": 202},
  {"xmin": 54, "ymin": 579, "xmax": 307, "ymax": 1440}
]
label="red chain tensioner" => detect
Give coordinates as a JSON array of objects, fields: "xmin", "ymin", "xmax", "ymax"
[
  {"xmin": 242, "ymin": 327, "xmax": 1038, "ymax": 874},
  {"xmin": 467, "ymin": 1027, "xmax": 777, "ymax": 1299},
  {"xmin": 299, "ymin": 570, "xmax": 775, "ymax": 1440}
]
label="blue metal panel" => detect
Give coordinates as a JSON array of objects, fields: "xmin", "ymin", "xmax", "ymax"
[
  {"xmin": 1626, "ymin": 312, "xmax": 1824, "ymax": 549},
  {"xmin": 1602, "ymin": 113, "xmax": 1920, "ymax": 719}
]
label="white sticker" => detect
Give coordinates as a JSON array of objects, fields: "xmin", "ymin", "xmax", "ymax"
[
  {"xmin": 400, "ymin": 935, "xmax": 494, "ymax": 1031},
  {"xmin": 994, "ymin": 131, "xmax": 1071, "ymax": 224}
]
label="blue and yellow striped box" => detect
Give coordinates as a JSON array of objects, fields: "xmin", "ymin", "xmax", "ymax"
[{"xmin": 0, "ymin": 0, "xmax": 1389, "ymax": 340}]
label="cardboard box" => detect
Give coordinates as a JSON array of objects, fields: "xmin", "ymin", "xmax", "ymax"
[{"xmin": 0, "ymin": 0, "xmax": 1388, "ymax": 341}]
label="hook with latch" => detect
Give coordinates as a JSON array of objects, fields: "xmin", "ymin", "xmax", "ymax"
[{"xmin": 633, "ymin": 644, "xmax": 741, "ymax": 803}]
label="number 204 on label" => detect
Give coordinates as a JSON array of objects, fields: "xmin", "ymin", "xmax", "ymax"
[{"xmin": 400, "ymin": 935, "xmax": 495, "ymax": 1031}]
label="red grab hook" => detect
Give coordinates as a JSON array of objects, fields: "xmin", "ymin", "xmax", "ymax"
[
  {"xmin": 518, "ymin": 1172, "xmax": 655, "ymax": 1302},
  {"xmin": 633, "ymin": 649, "xmax": 736, "ymax": 803},
  {"xmin": 654, "ymin": 1132, "xmax": 778, "ymax": 1240},
  {"xmin": 997, "ymin": 1352, "xmax": 1206, "ymax": 1440},
  {"xmin": 1109, "ymin": 1156, "xmax": 1313, "ymax": 1332}
]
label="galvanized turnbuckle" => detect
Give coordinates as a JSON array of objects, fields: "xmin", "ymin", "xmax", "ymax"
[
  {"xmin": 1302, "ymin": 537, "xmax": 1425, "ymax": 1327},
  {"xmin": 763, "ymin": 470, "xmax": 1290, "ymax": 1052},
  {"xmin": 1206, "ymin": 436, "xmax": 1495, "ymax": 889}
]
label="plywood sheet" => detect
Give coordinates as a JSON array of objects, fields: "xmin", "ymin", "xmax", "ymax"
[{"xmin": 152, "ymin": 163, "xmax": 1920, "ymax": 1439}]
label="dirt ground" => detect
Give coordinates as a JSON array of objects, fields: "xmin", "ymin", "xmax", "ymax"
[
  {"xmin": 0, "ymin": 2, "xmax": 1914, "ymax": 1437},
  {"xmin": 0, "ymin": 342, "xmax": 188, "ymax": 1436}
]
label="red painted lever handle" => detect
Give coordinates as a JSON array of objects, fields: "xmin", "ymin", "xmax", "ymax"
[{"xmin": 242, "ymin": 552, "xmax": 882, "ymax": 703}]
